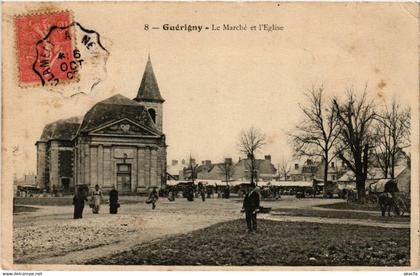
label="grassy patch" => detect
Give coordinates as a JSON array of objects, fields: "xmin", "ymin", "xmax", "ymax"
[
  {"xmin": 13, "ymin": 205, "xmax": 39, "ymax": 214},
  {"xmin": 319, "ymin": 202, "xmax": 381, "ymax": 212},
  {"xmin": 13, "ymin": 196, "xmax": 147, "ymax": 206},
  {"xmin": 272, "ymin": 208, "xmax": 410, "ymax": 223},
  {"xmin": 87, "ymin": 219, "xmax": 409, "ymax": 266},
  {"xmin": 14, "ymin": 197, "xmax": 73, "ymax": 206}
]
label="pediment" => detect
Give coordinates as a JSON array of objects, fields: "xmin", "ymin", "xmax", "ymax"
[{"xmin": 89, "ymin": 118, "xmax": 160, "ymax": 137}]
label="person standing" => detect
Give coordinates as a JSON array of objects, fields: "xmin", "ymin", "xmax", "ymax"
[
  {"xmin": 147, "ymin": 187, "xmax": 159, "ymax": 209},
  {"xmin": 199, "ymin": 183, "xmax": 206, "ymax": 202},
  {"xmin": 241, "ymin": 184, "xmax": 260, "ymax": 232},
  {"xmin": 109, "ymin": 187, "xmax": 119, "ymax": 214},
  {"xmin": 73, "ymin": 187, "xmax": 87, "ymax": 219},
  {"xmin": 90, "ymin": 185, "xmax": 103, "ymax": 214}
]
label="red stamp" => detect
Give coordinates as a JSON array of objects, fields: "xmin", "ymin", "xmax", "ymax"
[{"xmin": 15, "ymin": 11, "xmax": 74, "ymax": 86}]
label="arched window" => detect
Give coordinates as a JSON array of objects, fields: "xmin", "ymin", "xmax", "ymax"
[{"xmin": 148, "ymin": 108, "xmax": 156, "ymax": 123}]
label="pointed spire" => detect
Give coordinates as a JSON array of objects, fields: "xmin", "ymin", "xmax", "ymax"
[{"xmin": 134, "ymin": 55, "xmax": 165, "ymax": 103}]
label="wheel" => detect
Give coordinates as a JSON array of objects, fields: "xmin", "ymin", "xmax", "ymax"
[
  {"xmin": 397, "ymin": 198, "xmax": 407, "ymax": 216},
  {"xmin": 392, "ymin": 197, "xmax": 406, "ymax": 216}
]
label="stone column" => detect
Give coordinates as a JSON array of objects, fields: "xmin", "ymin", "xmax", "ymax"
[
  {"xmin": 103, "ymin": 147, "xmax": 112, "ymax": 188},
  {"xmin": 144, "ymin": 147, "xmax": 151, "ymax": 188},
  {"xmin": 79, "ymin": 145, "xmax": 83, "ymax": 184},
  {"xmin": 137, "ymin": 147, "xmax": 146, "ymax": 189},
  {"xmin": 150, "ymin": 148, "xmax": 157, "ymax": 187},
  {"xmin": 97, "ymin": 145, "xmax": 104, "ymax": 186},
  {"xmin": 156, "ymin": 149, "xmax": 162, "ymax": 188},
  {"xmin": 90, "ymin": 146, "xmax": 98, "ymax": 187},
  {"xmin": 84, "ymin": 143, "xmax": 90, "ymax": 186},
  {"xmin": 131, "ymin": 150, "xmax": 138, "ymax": 193},
  {"xmin": 36, "ymin": 142, "xmax": 47, "ymax": 188},
  {"xmin": 49, "ymin": 141, "xmax": 60, "ymax": 190}
]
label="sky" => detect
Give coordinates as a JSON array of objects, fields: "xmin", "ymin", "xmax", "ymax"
[{"xmin": 2, "ymin": 2, "xmax": 418, "ymax": 177}]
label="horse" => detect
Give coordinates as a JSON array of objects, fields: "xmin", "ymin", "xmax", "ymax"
[
  {"xmin": 378, "ymin": 193, "xmax": 401, "ymax": 216},
  {"xmin": 345, "ymin": 189, "xmax": 357, "ymax": 204}
]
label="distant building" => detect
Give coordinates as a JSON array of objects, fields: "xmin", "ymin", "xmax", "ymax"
[
  {"xmin": 289, "ymin": 159, "xmax": 319, "ymax": 182},
  {"xmin": 36, "ymin": 56, "xmax": 167, "ymax": 193},
  {"xmin": 183, "ymin": 155, "xmax": 277, "ymax": 182},
  {"xmin": 233, "ymin": 155, "xmax": 277, "ymax": 181},
  {"xmin": 289, "ymin": 158, "xmax": 346, "ymax": 182},
  {"xmin": 167, "ymin": 159, "xmax": 186, "ymax": 180},
  {"xmin": 337, "ymin": 165, "xmax": 409, "ymax": 190},
  {"xmin": 197, "ymin": 158, "xmax": 234, "ymax": 181},
  {"xmin": 13, "ymin": 173, "xmax": 37, "ymax": 187}
]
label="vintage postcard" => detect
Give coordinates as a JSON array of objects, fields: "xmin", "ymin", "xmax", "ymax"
[{"xmin": 1, "ymin": 1, "xmax": 419, "ymax": 271}]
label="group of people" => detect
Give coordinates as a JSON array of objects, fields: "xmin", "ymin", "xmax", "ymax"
[
  {"xmin": 72, "ymin": 183, "xmax": 261, "ymax": 234},
  {"xmin": 72, "ymin": 185, "xmax": 120, "ymax": 219}
]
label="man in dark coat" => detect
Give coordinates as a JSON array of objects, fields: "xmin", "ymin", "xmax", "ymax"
[
  {"xmin": 109, "ymin": 187, "xmax": 119, "ymax": 214},
  {"xmin": 147, "ymin": 187, "xmax": 159, "ymax": 209},
  {"xmin": 73, "ymin": 187, "xmax": 87, "ymax": 219},
  {"xmin": 242, "ymin": 185, "xmax": 260, "ymax": 232}
]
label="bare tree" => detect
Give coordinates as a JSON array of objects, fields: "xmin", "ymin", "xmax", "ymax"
[
  {"xmin": 333, "ymin": 87, "xmax": 376, "ymax": 201},
  {"xmin": 373, "ymin": 99, "xmax": 410, "ymax": 178},
  {"xmin": 183, "ymin": 155, "xmax": 198, "ymax": 182},
  {"xmin": 238, "ymin": 127, "xmax": 266, "ymax": 185},
  {"xmin": 219, "ymin": 159, "xmax": 234, "ymax": 185},
  {"xmin": 291, "ymin": 86, "xmax": 342, "ymax": 196},
  {"xmin": 278, "ymin": 156, "xmax": 291, "ymax": 181}
]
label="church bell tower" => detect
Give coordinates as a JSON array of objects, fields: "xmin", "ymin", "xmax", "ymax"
[{"xmin": 134, "ymin": 55, "xmax": 165, "ymax": 131}]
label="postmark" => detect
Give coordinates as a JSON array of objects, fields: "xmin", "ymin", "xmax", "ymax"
[
  {"xmin": 33, "ymin": 22, "xmax": 108, "ymax": 87},
  {"xmin": 15, "ymin": 11, "xmax": 109, "ymax": 95}
]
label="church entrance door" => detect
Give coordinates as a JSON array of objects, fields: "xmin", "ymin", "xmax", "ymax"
[{"xmin": 117, "ymin": 164, "xmax": 131, "ymax": 192}]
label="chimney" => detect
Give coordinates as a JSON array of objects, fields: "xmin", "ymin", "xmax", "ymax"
[
  {"xmin": 264, "ymin": 155, "xmax": 271, "ymax": 161},
  {"xmin": 224, "ymin": 158, "xmax": 232, "ymax": 165},
  {"xmin": 172, "ymin": 160, "xmax": 178, "ymax": 166},
  {"xmin": 202, "ymin": 161, "xmax": 205, "ymax": 165},
  {"xmin": 205, "ymin": 160, "xmax": 212, "ymax": 166}
]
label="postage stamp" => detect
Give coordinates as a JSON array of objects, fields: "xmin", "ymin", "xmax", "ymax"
[
  {"xmin": 15, "ymin": 11, "xmax": 73, "ymax": 86},
  {"xmin": 15, "ymin": 11, "xmax": 109, "ymax": 92}
]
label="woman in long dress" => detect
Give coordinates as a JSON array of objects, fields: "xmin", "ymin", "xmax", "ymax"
[
  {"xmin": 91, "ymin": 185, "xmax": 103, "ymax": 214},
  {"xmin": 73, "ymin": 187, "xmax": 87, "ymax": 219},
  {"xmin": 109, "ymin": 187, "xmax": 119, "ymax": 214}
]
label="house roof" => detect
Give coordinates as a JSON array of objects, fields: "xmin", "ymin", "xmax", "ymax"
[
  {"xmin": 337, "ymin": 166, "xmax": 407, "ymax": 182},
  {"xmin": 289, "ymin": 159, "xmax": 320, "ymax": 175},
  {"xmin": 235, "ymin": 158, "xmax": 277, "ymax": 174},
  {"xmin": 134, "ymin": 56, "xmax": 164, "ymax": 103},
  {"xmin": 79, "ymin": 94, "xmax": 159, "ymax": 133},
  {"xmin": 167, "ymin": 163, "xmax": 185, "ymax": 176},
  {"xmin": 38, "ymin": 117, "xmax": 82, "ymax": 142}
]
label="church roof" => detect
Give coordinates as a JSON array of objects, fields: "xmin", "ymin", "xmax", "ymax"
[
  {"xmin": 79, "ymin": 94, "xmax": 160, "ymax": 133},
  {"xmin": 134, "ymin": 56, "xmax": 165, "ymax": 103},
  {"xmin": 38, "ymin": 117, "xmax": 82, "ymax": 142}
]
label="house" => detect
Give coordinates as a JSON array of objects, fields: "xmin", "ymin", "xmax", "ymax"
[
  {"xmin": 167, "ymin": 159, "xmax": 186, "ymax": 180},
  {"xmin": 288, "ymin": 158, "xmax": 346, "ymax": 183},
  {"xmin": 289, "ymin": 159, "xmax": 319, "ymax": 182},
  {"xmin": 197, "ymin": 158, "xmax": 234, "ymax": 181},
  {"xmin": 232, "ymin": 155, "xmax": 277, "ymax": 182},
  {"xmin": 337, "ymin": 165, "xmax": 409, "ymax": 192}
]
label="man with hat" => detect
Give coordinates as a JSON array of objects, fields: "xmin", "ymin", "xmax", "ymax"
[{"xmin": 241, "ymin": 184, "xmax": 260, "ymax": 232}]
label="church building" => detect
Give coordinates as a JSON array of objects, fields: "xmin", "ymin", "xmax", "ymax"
[{"xmin": 36, "ymin": 57, "xmax": 167, "ymax": 193}]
